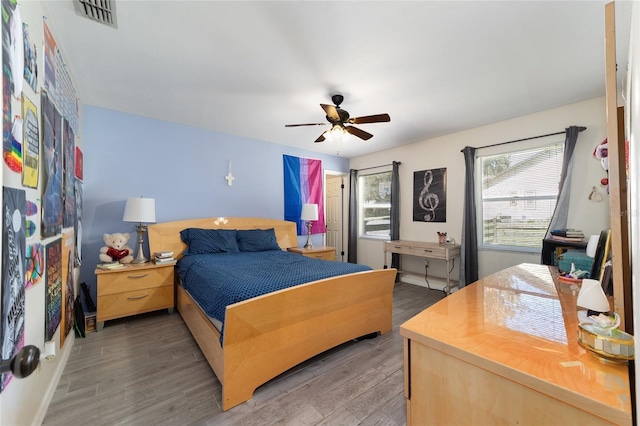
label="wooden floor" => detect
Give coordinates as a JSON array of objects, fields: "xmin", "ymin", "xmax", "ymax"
[{"xmin": 44, "ymin": 282, "xmax": 444, "ymax": 426}]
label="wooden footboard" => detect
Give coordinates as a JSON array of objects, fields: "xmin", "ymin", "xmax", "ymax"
[{"xmin": 177, "ymin": 268, "xmax": 397, "ymax": 411}]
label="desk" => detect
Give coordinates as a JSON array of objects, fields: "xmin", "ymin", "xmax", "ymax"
[
  {"xmin": 542, "ymin": 237, "xmax": 587, "ymax": 266},
  {"xmin": 383, "ymin": 240, "xmax": 460, "ymax": 294},
  {"xmin": 400, "ymin": 264, "xmax": 631, "ymax": 425}
]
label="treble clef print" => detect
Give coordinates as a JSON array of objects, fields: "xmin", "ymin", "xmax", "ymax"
[{"xmin": 418, "ymin": 170, "xmax": 439, "ymax": 221}]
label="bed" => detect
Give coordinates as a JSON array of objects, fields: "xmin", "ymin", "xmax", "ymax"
[{"xmin": 147, "ymin": 217, "xmax": 397, "ymax": 411}]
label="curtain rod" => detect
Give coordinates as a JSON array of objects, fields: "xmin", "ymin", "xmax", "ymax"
[
  {"xmin": 353, "ymin": 162, "xmax": 401, "ymax": 172},
  {"xmin": 461, "ymin": 127, "xmax": 586, "ymax": 152}
]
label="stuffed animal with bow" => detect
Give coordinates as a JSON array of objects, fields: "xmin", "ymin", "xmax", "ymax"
[{"xmin": 99, "ymin": 232, "xmax": 134, "ymax": 264}]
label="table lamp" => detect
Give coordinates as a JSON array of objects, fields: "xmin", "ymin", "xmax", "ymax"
[
  {"xmin": 576, "ymin": 278, "xmax": 613, "ymax": 324},
  {"xmin": 123, "ymin": 197, "xmax": 156, "ymax": 263},
  {"xmin": 300, "ymin": 203, "xmax": 318, "ymax": 249}
]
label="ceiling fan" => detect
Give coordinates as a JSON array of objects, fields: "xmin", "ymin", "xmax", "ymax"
[{"xmin": 285, "ymin": 95, "xmax": 390, "ymax": 143}]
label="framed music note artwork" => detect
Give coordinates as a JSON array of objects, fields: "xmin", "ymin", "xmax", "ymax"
[{"xmin": 413, "ymin": 168, "xmax": 447, "ymax": 222}]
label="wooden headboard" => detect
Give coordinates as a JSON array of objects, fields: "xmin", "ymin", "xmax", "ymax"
[{"xmin": 147, "ymin": 217, "xmax": 298, "ymax": 259}]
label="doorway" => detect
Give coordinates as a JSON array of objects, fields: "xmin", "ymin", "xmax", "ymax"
[{"xmin": 325, "ymin": 173, "xmax": 346, "ymax": 261}]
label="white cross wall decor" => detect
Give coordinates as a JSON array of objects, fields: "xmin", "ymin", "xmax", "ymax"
[{"xmin": 225, "ymin": 160, "xmax": 235, "ymax": 186}]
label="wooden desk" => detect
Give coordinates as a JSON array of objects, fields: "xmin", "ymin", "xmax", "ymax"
[
  {"xmin": 400, "ymin": 263, "xmax": 631, "ymax": 425},
  {"xmin": 383, "ymin": 240, "xmax": 460, "ymax": 293}
]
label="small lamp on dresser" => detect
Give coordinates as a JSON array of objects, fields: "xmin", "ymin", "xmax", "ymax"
[
  {"xmin": 300, "ymin": 203, "xmax": 318, "ymax": 249},
  {"xmin": 123, "ymin": 196, "xmax": 156, "ymax": 264}
]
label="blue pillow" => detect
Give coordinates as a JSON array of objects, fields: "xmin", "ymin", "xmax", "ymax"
[
  {"xmin": 236, "ymin": 228, "xmax": 281, "ymax": 252},
  {"xmin": 180, "ymin": 228, "xmax": 240, "ymax": 255}
]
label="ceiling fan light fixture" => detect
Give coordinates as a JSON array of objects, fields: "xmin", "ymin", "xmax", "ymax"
[
  {"xmin": 331, "ymin": 125, "xmax": 345, "ymax": 135},
  {"xmin": 324, "ymin": 124, "xmax": 345, "ymax": 143},
  {"xmin": 285, "ymin": 95, "xmax": 390, "ymax": 144}
]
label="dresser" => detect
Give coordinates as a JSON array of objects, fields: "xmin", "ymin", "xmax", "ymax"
[
  {"xmin": 287, "ymin": 246, "xmax": 335, "ymax": 261},
  {"xmin": 400, "ymin": 264, "xmax": 631, "ymax": 425},
  {"xmin": 383, "ymin": 240, "xmax": 460, "ymax": 293},
  {"xmin": 95, "ymin": 263, "xmax": 175, "ymax": 330}
]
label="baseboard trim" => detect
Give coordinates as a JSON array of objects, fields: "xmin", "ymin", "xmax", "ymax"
[
  {"xmin": 400, "ymin": 273, "xmax": 459, "ymax": 293},
  {"xmin": 34, "ymin": 333, "xmax": 75, "ymax": 425}
]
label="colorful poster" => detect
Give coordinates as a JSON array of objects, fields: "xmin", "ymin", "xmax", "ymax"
[
  {"xmin": 1, "ymin": 186, "xmax": 26, "ymax": 394},
  {"xmin": 4, "ymin": 117, "xmax": 22, "ymax": 173},
  {"xmin": 74, "ymin": 180, "xmax": 82, "ymax": 267},
  {"xmin": 75, "ymin": 146, "xmax": 83, "ymax": 180},
  {"xmin": 42, "ymin": 20, "xmax": 56, "ymax": 100},
  {"xmin": 23, "ymin": 23, "xmax": 38, "ymax": 92},
  {"xmin": 63, "ymin": 119, "xmax": 75, "ymax": 228},
  {"xmin": 25, "ymin": 199, "xmax": 38, "ymax": 238},
  {"xmin": 41, "ymin": 91, "xmax": 63, "ymax": 237},
  {"xmin": 45, "ymin": 238, "xmax": 62, "ymax": 342},
  {"xmin": 2, "ymin": 0, "xmax": 15, "ymax": 173},
  {"xmin": 42, "ymin": 20, "xmax": 78, "ymax": 133},
  {"xmin": 25, "ymin": 241, "xmax": 43, "ymax": 289},
  {"xmin": 283, "ymin": 155, "xmax": 325, "ymax": 235},
  {"xmin": 21, "ymin": 94, "xmax": 39, "ymax": 188},
  {"xmin": 61, "ymin": 231, "xmax": 74, "ymax": 348},
  {"xmin": 413, "ymin": 168, "xmax": 447, "ymax": 223}
]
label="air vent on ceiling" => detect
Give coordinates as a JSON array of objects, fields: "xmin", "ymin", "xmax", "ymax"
[{"xmin": 73, "ymin": 0, "xmax": 118, "ymax": 28}]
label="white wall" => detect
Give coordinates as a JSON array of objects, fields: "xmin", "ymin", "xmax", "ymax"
[
  {"xmin": 0, "ymin": 2, "xmax": 80, "ymax": 425},
  {"xmin": 350, "ymin": 97, "xmax": 610, "ymax": 284}
]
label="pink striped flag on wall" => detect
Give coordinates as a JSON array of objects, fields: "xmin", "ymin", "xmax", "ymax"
[{"xmin": 283, "ymin": 155, "xmax": 325, "ymax": 236}]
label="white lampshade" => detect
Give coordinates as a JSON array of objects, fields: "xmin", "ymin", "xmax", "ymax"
[
  {"xmin": 586, "ymin": 234, "xmax": 599, "ymax": 258},
  {"xmin": 300, "ymin": 203, "xmax": 318, "ymax": 221},
  {"xmin": 123, "ymin": 197, "xmax": 156, "ymax": 223},
  {"xmin": 577, "ymin": 279, "xmax": 611, "ymax": 313}
]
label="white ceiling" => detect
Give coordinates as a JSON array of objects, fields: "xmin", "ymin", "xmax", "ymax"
[{"xmin": 41, "ymin": 1, "xmax": 632, "ymax": 159}]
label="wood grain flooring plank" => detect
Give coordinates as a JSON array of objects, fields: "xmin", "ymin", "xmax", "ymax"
[{"xmin": 44, "ymin": 282, "xmax": 443, "ymax": 425}]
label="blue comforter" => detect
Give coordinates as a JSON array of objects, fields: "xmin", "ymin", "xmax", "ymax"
[{"xmin": 176, "ymin": 250, "xmax": 372, "ymax": 332}]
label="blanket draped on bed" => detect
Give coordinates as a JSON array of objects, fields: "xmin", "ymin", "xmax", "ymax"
[{"xmin": 176, "ymin": 250, "xmax": 371, "ymax": 340}]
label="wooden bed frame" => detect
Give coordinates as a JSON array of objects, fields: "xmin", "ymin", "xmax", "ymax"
[{"xmin": 147, "ymin": 217, "xmax": 397, "ymax": 411}]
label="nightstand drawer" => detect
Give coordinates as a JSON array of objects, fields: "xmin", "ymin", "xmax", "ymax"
[
  {"xmin": 98, "ymin": 285, "xmax": 174, "ymax": 322},
  {"xmin": 287, "ymin": 246, "xmax": 336, "ymax": 261},
  {"xmin": 305, "ymin": 251, "xmax": 335, "ymax": 261},
  {"xmin": 98, "ymin": 267, "xmax": 173, "ymax": 296}
]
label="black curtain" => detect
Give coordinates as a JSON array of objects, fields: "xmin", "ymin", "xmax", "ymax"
[
  {"xmin": 390, "ymin": 161, "xmax": 401, "ymax": 273},
  {"xmin": 544, "ymin": 126, "xmax": 585, "ymax": 241},
  {"xmin": 461, "ymin": 146, "xmax": 478, "ymax": 286},
  {"xmin": 347, "ymin": 169, "xmax": 358, "ymax": 263}
]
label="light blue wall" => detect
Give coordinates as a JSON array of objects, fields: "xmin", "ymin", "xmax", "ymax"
[{"xmin": 80, "ymin": 106, "xmax": 349, "ymax": 295}]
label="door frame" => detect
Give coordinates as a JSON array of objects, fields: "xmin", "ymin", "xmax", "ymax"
[{"xmin": 324, "ymin": 170, "xmax": 347, "ymax": 261}]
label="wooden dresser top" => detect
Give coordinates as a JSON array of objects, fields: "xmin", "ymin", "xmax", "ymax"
[{"xmin": 400, "ymin": 263, "xmax": 631, "ymax": 424}]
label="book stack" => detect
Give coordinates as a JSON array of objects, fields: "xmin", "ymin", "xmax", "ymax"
[
  {"xmin": 96, "ymin": 262, "xmax": 125, "ymax": 270},
  {"xmin": 550, "ymin": 229, "xmax": 585, "ymax": 242},
  {"xmin": 154, "ymin": 251, "xmax": 176, "ymax": 265}
]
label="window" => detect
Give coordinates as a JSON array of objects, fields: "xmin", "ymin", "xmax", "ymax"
[
  {"xmin": 479, "ymin": 143, "xmax": 564, "ymax": 250},
  {"xmin": 359, "ymin": 170, "xmax": 392, "ymax": 238}
]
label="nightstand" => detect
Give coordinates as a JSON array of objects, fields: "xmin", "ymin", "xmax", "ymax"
[
  {"xmin": 287, "ymin": 246, "xmax": 336, "ymax": 261},
  {"xmin": 95, "ymin": 262, "xmax": 175, "ymax": 330}
]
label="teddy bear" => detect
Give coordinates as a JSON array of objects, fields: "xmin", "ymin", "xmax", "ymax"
[{"xmin": 99, "ymin": 232, "xmax": 134, "ymax": 264}]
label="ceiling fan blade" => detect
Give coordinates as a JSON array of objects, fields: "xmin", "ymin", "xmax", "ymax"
[
  {"xmin": 350, "ymin": 113, "xmax": 391, "ymax": 124},
  {"xmin": 345, "ymin": 126, "xmax": 373, "ymax": 140},
  {"xmin": 284, "ymin": 123, "xmax": 327, "ymax": 127},
  {"xmin": 320, "ymin": 104, "xmax": 340, "ymax": 122},
  {"xmin": 315, "ymin": 133, "xmax": 326, "ymax": 143}
]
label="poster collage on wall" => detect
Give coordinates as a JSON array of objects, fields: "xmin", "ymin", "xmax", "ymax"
[{"xmin": 1, "ymin": 0, "xmax": 83, "ymax": 394}]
